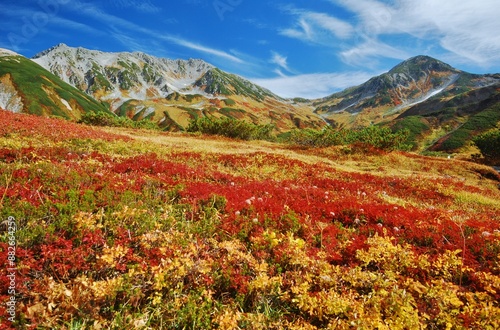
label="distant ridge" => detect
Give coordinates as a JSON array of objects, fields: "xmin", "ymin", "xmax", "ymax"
[{"xmin": 313, "ymin": 55, "xmax": 500, "ymax": 152}]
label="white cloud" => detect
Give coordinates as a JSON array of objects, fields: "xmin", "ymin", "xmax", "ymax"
[
  {"xmin": 333, "ymin": 0, "xmax": 500, "ymax": 67},
  {"xmin": 249, "ymin": 72, "xmax": 374, "ymax": 99},
  {"xmin": 270, "ymin": 51, "xmax": 290, "ymax": 72},
  {"xmin": 340, "ymin": 38, "xmax": 409, "ymax": 67},
  {"xmin": 304, "ymin": 12, "xmax": 354, "ymax": 39},
  {"xmin": 333, "ymin": 0, "xmax": 394, "ymax": 36},
  {"xmin": 393, "ymin": 0, "xmax": 500, "ymax": 66},
  {"xmin": 160, "ymin": 36, "xmax": 244, "ymax": 64},
  {"xmin": 280, "ymin": 10, "xmax": 353, "ymax": 44},
  {"xmin": 111, "ymin": 0, "xmax": 162, "ymax": 13},
  {"xmin": 278, "ymin": 0, "xmax": 500, "ymax": 68},
  {"xmin": 281, "ymin": 18, "xmax": 314, "ymax": 42},
  {"xmin": 50, "ymin": 16, "xmax": 103, "ymax": 35},
  {"xmin": 66, "ymin": 2, "xmax": 245, "ymax": 64}
]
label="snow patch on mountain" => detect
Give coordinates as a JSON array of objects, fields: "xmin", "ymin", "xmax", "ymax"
[
  {"xmin": 387, "ymin": 73, "xmax": 461, "ymax": 115},
  {"xmin": 0, "ymin": 48, "xmax": 20, "ymax": 57},
  {"xmin": 60, "ymin": 98, "xmax": 72, "ymax": 111}
]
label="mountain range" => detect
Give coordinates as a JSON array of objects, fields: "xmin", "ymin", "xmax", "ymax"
[
  {"xmin": 30, "ymin": 44, "xmax": 324, "ymax": 131},
  {"xmin": 1, "ymin": 44, "xmax": 499, "ymax": 153}
]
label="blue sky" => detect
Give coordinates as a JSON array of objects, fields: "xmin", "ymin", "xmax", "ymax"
[{"xmin": 1, "ymin": 0, "xmax": 500, "ymax": 99}]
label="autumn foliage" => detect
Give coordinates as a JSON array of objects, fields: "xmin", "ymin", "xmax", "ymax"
[{"xmin": 0, "ymin": 109, "xmax": 499, "ymax": 329}]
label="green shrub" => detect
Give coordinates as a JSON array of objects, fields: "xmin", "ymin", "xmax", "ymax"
[
  {"xmin": 436, "ymin": 103, "xmax": 500, "ymax": 152},
  {"xmin": 223, "ymin": 98, "xmax": 236, "ymax": 106},
  {"xmin": 473, "ymin": 129, "xmax": 500, "ymax": 162},
  {"xmin": 288, "ymin": 126, "xmax": 411, "ymax": 151},
  {"xmin": 288, "ymin": 127, "xmax": 351, "ymax": 147},
  {"xmin": 355, "ymin": 126, "xmax": 411, "ymax": 151},
  {"xmin": 79, "ymin": 112, "xmax": 160, "ymax": 130},
  {"xmin": 186, "ymin": 116, "xmax": 274, "ymax": 141},
  {"xmin": 390, "ymin": 116, "xmax": 430, "ymax": 149},
  {"xmin": 439, "ymin": 130, "xmax": 471, "ymax": 151}
]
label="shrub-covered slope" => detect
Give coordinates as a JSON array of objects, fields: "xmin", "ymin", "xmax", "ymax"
[{"xmin": 1, "ymin": 109, "xmax": 500, "ymax": 329}]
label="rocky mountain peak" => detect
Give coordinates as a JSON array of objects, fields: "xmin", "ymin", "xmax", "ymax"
[
  {"xmin": 32, "ymin": 43, "xmax": 69, "ymax": 59},
  {"xmin": 389, "ymin": 55, "xmax": 459, "ymax": 76},
  {"xmin": 315, "ymin": 55, "xmax": 500, "ymax": 129}
]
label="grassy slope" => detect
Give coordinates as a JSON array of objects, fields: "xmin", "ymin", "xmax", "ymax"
[
  {"xmin": 1, "ymin": 110, "xmax": 500, "ymax": 329},
  {"xmin": 0, "ymin": 56, "xmax": 110, "ymax": 119},
  {"xmin": 116, "ymin": 92, "xmax": 326, "ymax": 132}
]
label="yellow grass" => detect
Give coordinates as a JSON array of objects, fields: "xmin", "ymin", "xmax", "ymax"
[{"xmin": 100, "ymin": 127, "xmax": 500, "ymax": 194}]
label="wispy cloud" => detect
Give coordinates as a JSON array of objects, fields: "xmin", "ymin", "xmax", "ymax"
[
  {"xmin": 340, "ymin": 38, "xmax": 410, "ymax": 67},
  {"xmin": 65, "ymin": 1, "xmax": 245, "ymax": 64},
  {"xmin": 111, "ymin": 0, "xmax": 162, "ymax": 13},
  {"xmin": 332, "ymin": 0, "xmax": 500, "ymax": 67},
  {"xmin": 250, "ymin": 71, "xmax": 374, "ymax": 99},
  {"xmin": 305, "ymin": 12, "xmax": 354, "ymax": 39},
  {"xmin": 50, "ymin": 16, "xmax": 103, "ymax": 35},
  {"xmin": 159, "ymin": 36, "xmax": 244, "ymax": 64},
  {"xmin": 280, "ymin": 9, "xmax": 353, "ymax": 44},
  {"xmin": 278, "ymin": 0, "xmax": 500, "ymax": 69},
  {"xmin": 393, "ymin": 0, "xmax": 500, "ymax": 66},
  {"xmin": 281, "ymin": 18, "xmax": 314, "ymax": 42},
  {"xmin": 332, "ymin": 0, "xmax": 394, "ymax": 36},
  {"xmin": 270, "ymin": 51, "xmax": 291, "ymax": 72}
]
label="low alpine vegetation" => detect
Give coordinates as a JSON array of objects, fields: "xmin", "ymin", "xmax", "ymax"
[
  {"xmin": 288, "ymin": 125, "xmax": 412, "ymax": 151},
  {"xmin": 474, "ymin": 129, "xmax": 500, "ymax": 164},
  {"xmin": 1, "ymin": 110, "xmax": 499, "ymax": 329},
  {"xmin": 186, "ymin": 116, "xmax": 275, "ymax": 141},
  {"xmin": 79, "ymin": 111, "xmax": 160, "ymax": 130}
]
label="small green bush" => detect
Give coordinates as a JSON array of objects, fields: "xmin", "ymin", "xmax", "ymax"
[
  {"xmin": 288, "ymin": 126, "xmax": 411, "ymax": 151},
  {"xmin": 223, "ymin": 98, "xmax": 236, "ymax": 106},
  {"xmin": 473, "ymin": 129, "xmax": 500, "ymax": 162},
  {"xmin": 186, "ymin": 116, "xmax": 274, "ymax": 141},
  {"xmin": 288, "ymin": 127, "xmax": 351, "ymax": 147},
  {"xmin": 79, "ymin": 112, "xmax": 160, "ymax": 130},
  {"xmin": 391, "ymin": 116, "xmax": 430, "ymax": 149}
]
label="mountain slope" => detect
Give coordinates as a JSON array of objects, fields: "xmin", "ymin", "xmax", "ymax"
[
  {"xmin": 0, "ymin": 49, "xmax": 110, "ymax": 119},
  {"xmin": 32, "ymin": 44, "xmax": 325, "ymax": 131},
  {"xmin": 193, "ymin": 68, "xmax": 276, "ymax": 100},
  {"xmin": 315, "ymin": 56, "xmax": 499, "ymax": 125},
  {"xmin": 392, "ymin": 82, "xmax": 500, "ymax": 152},
  {"xmin": 314, "ymin": 55, "xmax": 500, "ymax": 151}
]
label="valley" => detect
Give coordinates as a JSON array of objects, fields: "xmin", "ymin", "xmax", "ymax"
[{"xmin": 1, "ymin": 45, "xmax": 499, "ymax": 157}]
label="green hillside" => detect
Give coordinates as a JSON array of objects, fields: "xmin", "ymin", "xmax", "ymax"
[{"xmin": 0, "ymin": 55, "xmax": 110, "ymax": 119}]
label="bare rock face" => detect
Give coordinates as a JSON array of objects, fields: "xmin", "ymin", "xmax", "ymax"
[{"xmin": 0, "ymin": 74, "xmax": 23, "ymax": 113}]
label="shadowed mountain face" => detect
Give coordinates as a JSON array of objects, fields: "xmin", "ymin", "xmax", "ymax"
[{"xmin": 30, "ymin": 44, "xmax": 325, "ymax": 131}]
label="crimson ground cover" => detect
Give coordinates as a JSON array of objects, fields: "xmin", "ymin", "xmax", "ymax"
[{"xmin": 1, "ymin": 110, "xmax": 500, "ymax": 329}]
